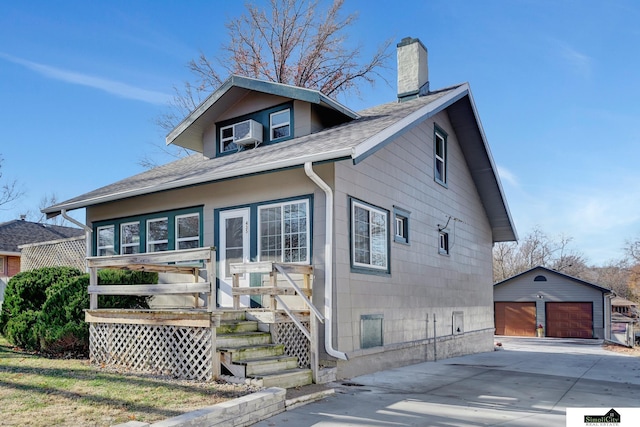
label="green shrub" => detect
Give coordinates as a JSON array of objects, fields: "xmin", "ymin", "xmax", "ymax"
[
  {"xmin": 0, "ymin": 267, "xmax": 83, "ymax": 336},
  {"xmin": 4, "ymin": 310, "xmax": 40, "ymax": 350},
  {"xmin": 36, "ymin": 269, "xmax": 155, "ymax": 355},
  {"xmin": 2, "ymin": 266, "xmax": 156, "ymax": 355}
]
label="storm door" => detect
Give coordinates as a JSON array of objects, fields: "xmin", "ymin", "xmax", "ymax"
[{"xmin": 218, "ymin": 208, "xmax": 250, "ymax": 307}]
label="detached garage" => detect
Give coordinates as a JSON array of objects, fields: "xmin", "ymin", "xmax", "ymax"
[{"xmin": 494, "ymin": 266, "xmax": 613, "ymax": 339}]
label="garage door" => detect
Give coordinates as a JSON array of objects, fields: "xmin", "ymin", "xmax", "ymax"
[
  {"xmin": 546, "ymin": 302, "xmax": 593, "ymax": 338},
  {"xmin": 495, "ymin": 302, "xmax": 536, "ymax": 336}
]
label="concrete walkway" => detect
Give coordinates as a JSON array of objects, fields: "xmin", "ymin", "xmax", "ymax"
[{"xmin": 252, "ymin": 337, "xmax": 640, "ymax": 426}]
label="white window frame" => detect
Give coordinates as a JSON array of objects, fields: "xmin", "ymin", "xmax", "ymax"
[
  {"xmin": 97, "ymin": 225, "xmax": 115, "ymax": 256},
  {"xmin": 351, "ymin": 200, "xmax": 388, "ymax": 271},
  {"xmin": 270, "ymin": 109, "xmax": 290, "ymax": 140},
  {"xmin": 146, "ymin": 217, "xmax": 169, "ymax": 253},
  {"xmin": 220, "ymin": 124, "xmax": 236, "ymax": 153},
  {"xmin": 120, "ymin": 221, "xmax": 140, "ymax": 255},
  {"xmin": 434, "ymin": 129, "xmax": 447, "ymax": 185},
  {"xmin": 439, "ymin": 230, "xmax": 449, "ymax": 255},
  {"xmin": 175, "ymin": 213, "xmax": 200, "ymax": 250},
  {"xmin": 258, "ymin": 199, "xmax": 310, "ymax": 264},
  {"xmin": 0, "ymin": 255, "xmax": 5, "ymax": 275}
]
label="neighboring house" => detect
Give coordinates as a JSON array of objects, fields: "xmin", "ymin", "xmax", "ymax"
[
  {"xmin": 0, "ymin": 218, "xmax": 85, "ymax": 307},
  {"xmin": 43, "ymin": 37, "xmax": 517, "ymax": 379},
  {"xmin": 494, "ymin": 266, "xmax": 613, "ymax": 339},
  {"xmin": 612, "ymin": 296, "xmax": 638, "ymax": 319}
]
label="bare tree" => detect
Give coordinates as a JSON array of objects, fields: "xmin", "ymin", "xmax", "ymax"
[
  {"xmin": 151, "ymin": 0, "xmax": 392, "ymax": 165},
  {"xmin": 493, "ymin": 227, "xmax": 588, "ymax": 282},
  {"xmin": 0, "ymin": 154, "xmax": 22, "ymax": 211}
]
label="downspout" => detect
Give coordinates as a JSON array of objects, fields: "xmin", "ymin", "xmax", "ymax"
[
  {"xmin": 304, "ymin": 162, "xmax": 348, "ymax": 360},
  {"xmin": 61, "ymin": 209, "xmax": 92, "ymax": 272}
]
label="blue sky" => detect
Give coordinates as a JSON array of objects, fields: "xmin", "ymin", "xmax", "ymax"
[{"xmin": 1, "ymin": 0, "xmax": 639, "ymax": 266}]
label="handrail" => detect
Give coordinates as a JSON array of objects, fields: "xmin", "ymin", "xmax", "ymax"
[{"xmin": 273, "ymin": 263, "xmax": 324, "ymax": 323}]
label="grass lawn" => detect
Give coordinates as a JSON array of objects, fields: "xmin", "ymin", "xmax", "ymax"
[{"xmin": 0, "ymin": 336, "xmax": 256, "ymax": 426}]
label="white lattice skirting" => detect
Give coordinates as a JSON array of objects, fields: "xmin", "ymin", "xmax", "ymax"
[
  {"xmin": 272, "ymin": 321, "xmax": 310, "ymax": 368},
  {"xmin": 90, "ymin": 323, "xmax": 213, "ymax": 381}
]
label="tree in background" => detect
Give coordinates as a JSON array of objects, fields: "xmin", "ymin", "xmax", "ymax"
[
  {"xmin": 0, "ymin": 154, "xmax": 22, "ymax": 210},
  {"xmin": 493, "ymin": 227, "xmax": 587, "ymax": 283},
  {"xmin": 145, "ymin": 0, "xmax": 391, "ymax": 168}
]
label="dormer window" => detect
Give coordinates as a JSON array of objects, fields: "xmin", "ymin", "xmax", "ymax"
[
  {"xmin": 220, "ymin": 125, "xmax": 237, "ymax": 153},
  {"xmin": 270, "ymin": 109, "xmax": 290, "ymax": 140}
]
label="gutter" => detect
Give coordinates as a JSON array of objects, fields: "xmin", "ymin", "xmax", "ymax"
[
  {"xmin": 304, "ymin": 162, "xmax": 348, "ymax": 361},
  {"xmin": 61, "ymin": 209, "xmax": 92, "ymax": 271}
]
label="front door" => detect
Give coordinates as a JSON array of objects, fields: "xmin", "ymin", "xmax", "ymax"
[{"xmin": 219, "ymin": 208, "xmax": 250, "ymax": 307}]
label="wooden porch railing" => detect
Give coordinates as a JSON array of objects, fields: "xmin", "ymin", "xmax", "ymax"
[
  {"xmin": 86, "ymin": 247, "xmax": 216, "ymax": 310},
  {"xmin": 229, "ymin": 262, "xmax": 324, "ymax": 382}
]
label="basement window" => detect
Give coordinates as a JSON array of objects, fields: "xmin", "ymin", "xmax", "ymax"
[{"xmin": 361, "ymin": 314, "xmax": 384, "ymax": 349}]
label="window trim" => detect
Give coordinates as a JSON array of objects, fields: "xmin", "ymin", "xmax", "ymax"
[
  {"xmin": 175, "ymin": 213, "xmax": 201, "ymax": 250},
  {"xmin": 0, "ymin": 255, "xmax": 5, "ymax": 275},
  {"xmin": 219, "ymin": 123, "xmax": 237, "ymax": 153},
  {"xmin": 92, "ymin": 206, "xmax": 203, "ymax": 256},
  {"xmin": 97, "ymin": 225, "xmax": 115, "ymax": 256},
  {"xmin": 257, "ymin": 198, "xmax": 310, "ymax": 264},
  {"xmin": 270, "ymin": 109, "xmax": 291, "ymax": 141},
  {"xmin": 434, "ymin": 125, "xmax": 448, "ymax": 187},
  {"xmin": 350, "ymin": 197, "xmax": 390, "ymax": 274},
  {"xmin": 120, "ymin": 221, "xmax": 141, "ymax": 255},
  {"xmin": 439, "ymin": 230, "xmax": 450, "ymax": 255},
  {"xmin": 393, "ymin": 206, "xmax": 411, "ymax": 245}
]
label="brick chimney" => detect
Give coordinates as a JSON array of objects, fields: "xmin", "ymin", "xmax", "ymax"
[{"xmin": 397, "ymin": 37, "xmax": 429, "ymax": 102}]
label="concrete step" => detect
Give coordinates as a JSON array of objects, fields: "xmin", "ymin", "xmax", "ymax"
[
  {"xmin": 218, "ymin": 343, "xmax": 285, "ymax": 361},
  {"xmin": 253, "ymin": 368, "xmax": 313, "ymax": 388},
  {"xmin": 240, "ymin": 355, "xmax": 299, "ymax": 376},
  {"xmin": 216, "ymin": 332, "xmax": 272, "ymax": 347},
  {"xmin": 216, "ymin": 320, "xmax": 259, "ymax": 334}
]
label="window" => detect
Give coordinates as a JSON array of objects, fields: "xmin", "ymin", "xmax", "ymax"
[
  {"xmin": 270, "ymin": 109, "xmax": 290, "ymax": 140},
  {"xmin": 147, "ymin": 218, "xmax": 169, "ymax": 252},
  {"xmin": 434, "ymin": 126, "xmax": 447, "ymax": 185},
  {"xmin": 119, "ymin": 222, "xmax": 140, "ymax": 255},
  {"xmin": 0, "ymin": 256, "xmax": 5, "ymax": 275},
  {"xmin": 259, "ymin": 200, "xmax": 309, "ymax": 263},
  {"xmin": 439, "ymin": 231, "xmax": 449, "ymax": 255},
  {"xmin": 176, "ymin": 213, "xmax": 200, "ymax": 250},
  {"xmin": 97, "ymin": 225, "xmax": 115, "ymax": 256},
  {"xmin": 220, "ymin": 124, "xmax": 237, "ymax": 153},
  {"xmin": 351, "ymin": 199, "xmax": 389, "ymax": 271},
  {"xmin": 393, "ymin": 206, "xmax": 410, "ymax": 244}
]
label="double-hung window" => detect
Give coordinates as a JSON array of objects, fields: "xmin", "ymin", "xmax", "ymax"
[
  {"xmin": 351, "ymin": 199, "xmax": 389, "ymax": 272},
  {"xmin": 120, "ymin": 222, "xmax": 140, "ymax": 254},
  {"xmin": 259, "ymin": 199, "xmax": 309, "ymax": 263},
  {"xmin": 220, "ymin": 124, "xmax": 237, "ymax": 153},
  {"xmin": 176, "ymin": 213, "xmax": 200, "ymax": 250},
  {"xmin": 147, "ymin": 217, "xmax": 169, "ymax": 252},
  {"xmin": 270, "ymin": 109, "xmax": 290, "ymax": 140},
  {"xmin": 97, "ymin": 225, "xmax": 115, "ymax": 256},
  {"xmin": 434, "ymin": 126, "xmax": 447, "ymax": 186}
]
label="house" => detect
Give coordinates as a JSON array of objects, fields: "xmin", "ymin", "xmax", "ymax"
[
  {"xmin": 611, "ymin": 296, "xmax": 638, "ymax": 319},
  {"xmin": 0, "ymin": 218, "xmax": 85, "ymax": 307},
  {"xmin": 494, "ymin": 266, "xmax": 613, "ymax": 339},
  {"xmin": 43, "ymin": 37, "xmax": 517, "ymax": 380}
]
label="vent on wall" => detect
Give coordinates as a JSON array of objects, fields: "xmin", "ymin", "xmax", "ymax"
[
  {"xmin": 534, "ymin": 275, "xmax": 547, "ymax": 282},
  {"xmin": 361, "ymin": 314, "xmax": 383, "ymax": 349}
]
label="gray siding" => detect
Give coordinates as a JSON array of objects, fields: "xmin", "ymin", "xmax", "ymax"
[
  {"xmin": 494, "ymin": 269, "xmax": 609, "ymax": 338},
  {"xmin": 332, "ymin": 110, "xmax": 495, "ymax": 375}
]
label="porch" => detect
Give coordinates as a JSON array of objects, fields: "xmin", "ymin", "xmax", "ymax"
[{"xmin": 85, "ymin": 247, "xmax": 325, "ymax": 387}]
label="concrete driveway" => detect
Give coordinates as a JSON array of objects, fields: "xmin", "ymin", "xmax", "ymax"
[{"xmin": 253, "ymin": 337, "xmax": 640, "ymax": 426}]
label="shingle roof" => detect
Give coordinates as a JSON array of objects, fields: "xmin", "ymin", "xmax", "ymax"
[
  {"xmin": 493, "ymin": 266, "xmax": 613, "ymax": 294},
  {"xmin": 0, "ymin": 220, "xmax": 85, "ymax": 253},
  {"xmin": 44, "ymin": 86, "xmax": 457, "ymax": 213},
  {"xmin": 43, "ymin": 82, "xmax": 517, "ymax": 242}
]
